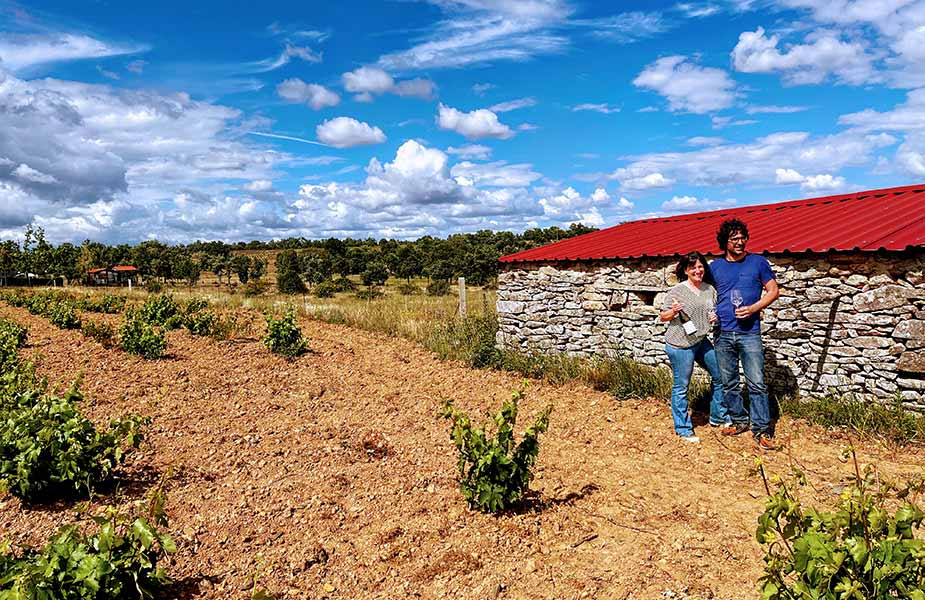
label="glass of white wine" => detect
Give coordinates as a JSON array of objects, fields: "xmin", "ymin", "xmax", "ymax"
[{"xmin": 731, "ymin": 289, "xmax": 744, "ymax": 317}]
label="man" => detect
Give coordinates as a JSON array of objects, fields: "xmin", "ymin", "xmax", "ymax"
[{"xmin": 710, "ymin": 219, "xmax": 780, "ymax": 450}]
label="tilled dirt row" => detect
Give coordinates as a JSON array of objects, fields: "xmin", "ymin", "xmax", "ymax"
[{"xmin": 1, "ymin": 304, "xmax": 923, "ymax": 599}]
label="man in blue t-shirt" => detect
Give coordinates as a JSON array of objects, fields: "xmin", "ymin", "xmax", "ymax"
[{"xmin": 710, "ymin": 218, "xmax": 780, "ymax": 450}]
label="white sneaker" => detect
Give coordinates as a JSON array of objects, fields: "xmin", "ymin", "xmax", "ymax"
[{"xmin": 680, "ymin": 435, "xmax": 700, "ymax": 443}]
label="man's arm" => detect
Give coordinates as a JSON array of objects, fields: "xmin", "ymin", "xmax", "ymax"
[{"xmin": 735, "ymin": 279, "xmax": 779, "ymax": 318}]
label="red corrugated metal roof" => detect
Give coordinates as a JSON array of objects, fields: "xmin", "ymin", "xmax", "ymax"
[
  {"xmin": 500, "ymin": 184, "xmax": 925, "ymax": 263},
  {"xmin": 112, "ymin": 265, "xmax": 138, "ymax": 271}
]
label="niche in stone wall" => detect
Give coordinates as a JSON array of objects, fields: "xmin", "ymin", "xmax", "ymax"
[{"xmin": 632, "ymin": 290, "xmax": 658, "ymax": 306}]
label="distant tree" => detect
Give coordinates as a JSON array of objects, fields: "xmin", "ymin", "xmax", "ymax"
[
  {"xmin": 251, "ymin": 257, "xmax": 267, "ymax": 281},
  {"xmin": 174, "ymin": 256, "xmax": 201, "ymax": 287},
  {"xmin": 232, "ymin": 255, "xmax": 252, "ymax": 284},
  {"xmin": 390, "ymin": 244, "xmax": 424, "ymax": 282},
  {"xmin": 361, "ymin": 260, "xmax": 389, "ymax": 288},
  {"xmin": 276, "ymin": 250, "xmax": 306, "ymax": 294},
  {"xmin": 302, "ymin": 250, "xmax": 333, "ymax": 285},
  {"xmin": 50, "ymin": 243, "xmax": 81, "ymax": 284},
  {"xmin": 0, "ymin": 240, "xmax": 20, "ymax": 285}
]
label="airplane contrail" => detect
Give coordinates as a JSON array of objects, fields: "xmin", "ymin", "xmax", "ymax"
[{"xmin": 246, "ymin": 131, "xmax": 330, "ymax": 147}]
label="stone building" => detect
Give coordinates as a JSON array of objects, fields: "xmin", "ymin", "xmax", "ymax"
[{"xmin": 496, "ymin": 185, "xmax": 925, "ymax": 409}]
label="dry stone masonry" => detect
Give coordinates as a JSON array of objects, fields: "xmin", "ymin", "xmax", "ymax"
[{"xmin": 496, "ymin": 251, "xmax": 925, "ymax": 410}]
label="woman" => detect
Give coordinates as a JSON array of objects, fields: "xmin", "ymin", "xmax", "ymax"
[{"xmin": 658, "ymin": 252, "xmax": 727, "ymax": 443}]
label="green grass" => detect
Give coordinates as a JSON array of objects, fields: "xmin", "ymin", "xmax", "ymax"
[{"xmin": 780, "ymin": 393, "xmax": 925, "ymax": 446}]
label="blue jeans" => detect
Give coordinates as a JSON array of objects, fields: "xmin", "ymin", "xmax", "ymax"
[
  {"xmin": 664, "ymin": 339, "xmax": 726, "ymax": 437},
  {"xmin": 714, "ymin": 331, "xmax": 771, "ymax": 435}
]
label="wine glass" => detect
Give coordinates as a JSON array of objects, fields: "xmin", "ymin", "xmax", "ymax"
[{"xmin": 731, "ymin": 289, "xmax": 743, "ymax": 316}]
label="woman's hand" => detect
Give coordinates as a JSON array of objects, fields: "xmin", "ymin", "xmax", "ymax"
[
  {"xmin": 671, "ymin": 299, "xmax": 684, "ymax": 315},
  {"xmin": 659, "ymin": 299, "xmax": 685, "ymax": 322}
]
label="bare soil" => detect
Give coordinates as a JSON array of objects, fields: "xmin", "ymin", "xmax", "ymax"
[{"xmin": 1, "ymin": 304, "xmax": 923, "ymax": 600}]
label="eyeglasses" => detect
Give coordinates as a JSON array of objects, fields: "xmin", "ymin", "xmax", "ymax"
[{"xmin": 728, "ymin": 236, "xmax": 748, "ymax": 243}]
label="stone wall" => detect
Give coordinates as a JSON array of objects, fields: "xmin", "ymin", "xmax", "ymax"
[{"xmin": 496, "ymin": 251, "xmax": 925, "ymax": 410}]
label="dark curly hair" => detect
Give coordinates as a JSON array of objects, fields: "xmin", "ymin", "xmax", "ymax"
[
  {"xmin": 675, "ymin": 251, "xmax": 714, "ymax": 285},
  {"xmin": 716, "ymin": 218, "xmax": 749, "ymax": 252}
]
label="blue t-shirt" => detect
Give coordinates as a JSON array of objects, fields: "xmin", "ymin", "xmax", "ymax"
[{"xmin": 710, "ymin": 254, "xmax": 775, "ymax": 334}]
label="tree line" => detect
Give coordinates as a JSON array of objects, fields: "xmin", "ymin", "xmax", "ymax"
[{"xmin": 0, "ymin": 223, "xmax": 598, "ymax": 290}]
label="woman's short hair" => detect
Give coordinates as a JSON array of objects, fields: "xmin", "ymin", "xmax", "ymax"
[
  {"xmin": 675, "ymin": 251, "xmax": 713, "ymax": 284},
  {"xmin": 716, "ymin": 218, "xmax": 749, "ymax": 251}
]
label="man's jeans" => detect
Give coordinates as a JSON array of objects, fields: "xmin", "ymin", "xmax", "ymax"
[
  {"xmin": 664, "ymin": 339, "xmax": 726, "ymax": 437},
  {"xmin": 714, "ymin": 331, "xmax": 771, "ymax": 435}
]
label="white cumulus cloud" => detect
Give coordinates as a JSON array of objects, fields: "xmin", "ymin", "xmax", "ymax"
[
  {"xmin": 436, "ymin": 103, "xmax": 515, "ymax": 140},
  {"xmin": 731, "ymin": 27, "xmax": 877, "ymax": 85},
  {"xmin": 775, "ymin": 168, "xmax": 805, "ymax": 184},
  {"xmin": 316, "ymin": 117, "xmax": 387, "ymax": 148},
  {"xmin": 276, "ymin": 79, "xmax": 341, "ymax": 110},
  {"xmin": 342, "ymin": 66, "xmax": 435, "ymax": 101},
  {"xmin": 633, "ymin": 55, "xmax": 737, "ymax": 114}
]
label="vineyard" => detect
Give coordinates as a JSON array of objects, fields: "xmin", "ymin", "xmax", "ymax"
[{"xmin": 1, "ymin": 289, "xmax": 924, "ymax": 599}]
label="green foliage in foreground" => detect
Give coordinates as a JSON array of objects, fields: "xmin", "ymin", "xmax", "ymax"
[
  {"xmin": 81, "ymin": 319, "xmax": 117, "ymax": 348},
  {"xmin": 263, "ymin": 310, "xmax": 308, "ymax": 358},
  {"xmin": 781, "ymin": 394, "xmax": 925, "ymax": 447},
  {"xmin": 138, "ymin": 294, "xmax": 182, "ymax": 329},
  {"xmin": 0, "ymin": 319, "xmax": 27, "ymax": 352},
  {"xmin": 119, "ymin": 312, "xmax": 166, "ymax": 359},
  {"xmin": 442, "ymin": 384, "xmax": 552, "ymax": 513},
  {"xmin": 0, "ymin": 382, "xmax": 147, "ymax": 501},
  {"xmin": 756, "ymin": 450, "xmax": 925, "ymax": 600},
  {"xmin": 48, "ymin": 301, "xmax": 81, "ymax": 329},
  {"xmin": 0, "ymin": 492, "xmax": 175, "ymax": 598}
]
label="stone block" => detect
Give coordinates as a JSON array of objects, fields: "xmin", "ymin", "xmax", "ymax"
[
  {"xmin": 897, "ymin": 377, "xmax": 925, "ymax": 391},
  {"xmin": 847, "ymin": 336, "xmax": 892, "ymax": 349},
  {"xmin": 776, "ymin": 308, "xmax": 800, "ymax": 320},
  {"xmin": 894, "ymin": 319, "xmax": 925, "ymax": 340},
  {"xmin": 898, "ymin": 351, "xmax": 925, "ymax": 373},
  {"xmin": 846, "ymin": 274, "xmax": 868, "ymax": 287},
  {"xmin": 496, "ymin": 300, "xmax": 525, "ymax": 314},
  {"xmin": 853, "ymin": 285, "xmax": 911, "ymax": 312},
  {"xmin": 581, "ymin": 301, "xmax": 606, "ymax": 311}
]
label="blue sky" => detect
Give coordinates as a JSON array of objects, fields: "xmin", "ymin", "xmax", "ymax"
[{"xmin": 1, "ymin": 0, "xmax": 924, "ymax": 244}]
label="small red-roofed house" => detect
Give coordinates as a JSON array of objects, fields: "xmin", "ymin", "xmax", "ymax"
[{"xmin": 87, "ymin": 265, "xmax": 139, "ymax": 286}]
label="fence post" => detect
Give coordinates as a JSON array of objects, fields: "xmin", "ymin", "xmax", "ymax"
[{"xmin": 458, "ymin": 276, "xmax": 467, "ymax": 318}]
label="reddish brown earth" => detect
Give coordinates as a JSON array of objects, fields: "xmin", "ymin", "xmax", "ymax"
[{"xmin": 1, "ymin": 303, "xmax": 923, "ymax": 600}]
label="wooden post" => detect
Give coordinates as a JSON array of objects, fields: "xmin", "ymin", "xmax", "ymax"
[{"xmin": 458, "ymin": 277, "xmax": 467, "ymax": 318}]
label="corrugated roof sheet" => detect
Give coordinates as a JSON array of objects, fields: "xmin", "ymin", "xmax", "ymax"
[{"xmin": 500, "ymin": 184, "xmax": 925, "ymax": 263}]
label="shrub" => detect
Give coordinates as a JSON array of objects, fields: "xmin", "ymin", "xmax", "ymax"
[
  {"xmin": 144, "ymin": 279, "xmax": 163, "ymax": 293},
  {"xmin": 426, "ymin": 313, "xmax": 500, "ymax": 367},
  {"xmin": 0, "ymin": 382, "xmax": 147, "ymax": 501},
  {"xmin": 313, "ymin": 280, "xmax": 338, "ymax": 298},
  {"xmin": 355, "ymin": 288, "xmax": 383, "ymax": 300},
  {"xmin": 139, "ymin": 294, "xmax": 181, "ymax": 328},
  {"xmin": 332, "ymin": 276, "xmax": 356, "ymax": 293},
  {"xmin": 756, "ymin": 449, "xmax": 925, "ymax": 600},
  {"xmin": 263, "ymin": 310, "xmax": 308, "ymax": 358},
  {"xmin": 243, "ymin": 280, "xmax": 266, "ymax": 297},
  {"xmin": 48, "ymin": 302, "xmax": 81, "ymax": 329},
  {"xmin": 396, "ymin": 282, "xmax": 420, "ymax": 295},
  {"xmin": 185, "ymin": 309, "xmax": 216, "ymax": 336},
  {"xmin": 426, "ymin": 279, "xmax": 450, "ymax": 296},
  {"xmin": 81, "ymin": 320, "xmax": 116, "ymax": 348},
  {"xmin": 119, "ymin": 312, "xmax": 167, "ymax": 359},
  {"xmin": 442, "ymin": 384, "xmax": 552, "ymax": 513},
  {"xmin": 0, "ymin": 492, "xmax": 175, "ymax": 597},
  {"xmin": 79, "ymin": 293, "xmax": 126, "ymax": 314},
  {"xmin": 0, "ymin": 318, "xmax": 27, "ymax": 349}
]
